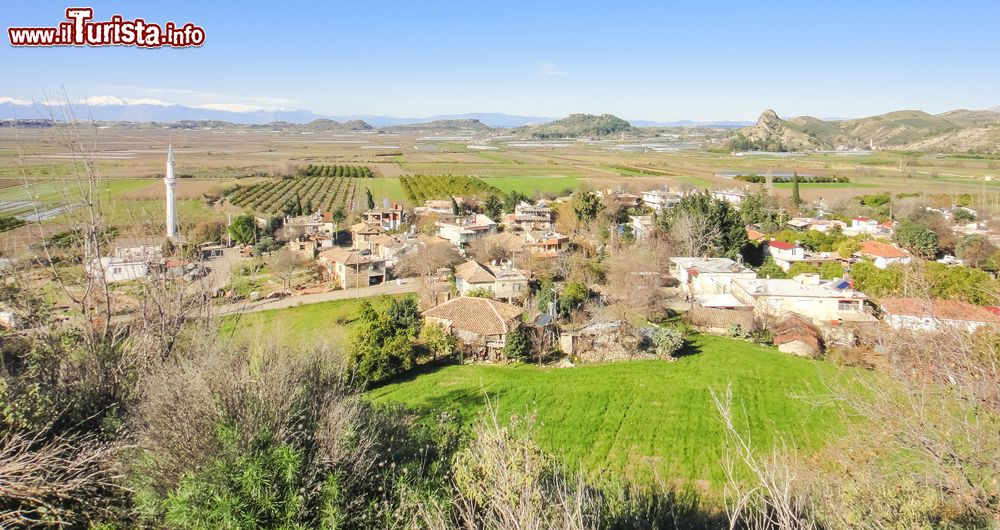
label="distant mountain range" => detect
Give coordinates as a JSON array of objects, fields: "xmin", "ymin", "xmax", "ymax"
[
  {"xmin": 731, "ymin": 108, "xmax": 1000, "ymax": 153},
  {"xmin": 0, "ymin": 99, "xmax": 552, "ymax": 128}
]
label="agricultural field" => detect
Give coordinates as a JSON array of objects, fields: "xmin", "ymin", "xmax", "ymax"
[
  {"xmin": 399, "ymin": 174, "xmax": 500, "ymax": 204},
  {"xmin": 225, "ymin": 164, "xmax": 374, "ymax": 214},
  {"xmin": 369, "ymin": 333, "xmax": 862, "ymax": 488}
]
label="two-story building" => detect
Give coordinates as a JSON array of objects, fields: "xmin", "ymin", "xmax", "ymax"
[
  {"xmin": 523, "ymin": 230, "xmax": 569, "ymax": 257},
  {"xmin": 669, "ymin": 257, "xmax": 758, "ymax": 297},
  {"xmin": 436, "ymin": 214, "xmax": 497, "ymax": 247},
  {"xmin": 765, "ymin": 240, "xmax": 837, "ymax": 272},
  {"xmin": 502, "ymin": 202, "xmax": 554, "ymax": 231},
  {"xmin": 641, "ymin": 187, "xmax": 683, "ymax": 212},
  {"xmin": 317, "ymin": 248, "xmax": 386, "ymax": 289},
  {"xmin": 362, "ymin": 203, "xmax": 406, "ymax": 231},
  {"xmin": 453, "ymin": 259, "xmax": 529, "ymax": 301},
  {"xmin": 732, "ymin": 273, "xmax": 874, "ymax": 325},
  {"xmin": 629, "ymin": 215, "xmax": 655, "ymax": 241},
  {"xmin": 711, "ymin": 188, "xmax": 748, "ymax": 206},
  {"xmin": 847, "ymin": 217, "xmax": 880, "ymax": 236}
]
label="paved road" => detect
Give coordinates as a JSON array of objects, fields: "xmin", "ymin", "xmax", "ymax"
[{"xmin": 214, "ymin": 277, "xmax": 419, "ymax": 315}]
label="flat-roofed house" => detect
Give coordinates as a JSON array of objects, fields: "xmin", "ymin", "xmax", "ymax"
[
  {"xmin": 422, "ymin": 297, "xmax": 524, "ymax": 361},
  {"xmin": 87, "ymin": 257, "xmax": 149, "ymax": 284},
  {"xmin": 641, "ymin": 187, "xmax": 682, "ymax": 211},
  {"xmin": 317, "ymin": 248, "xmax": 386, "ymax": 289},
  {"xmin": 523, "ymin": 230, "xmax": 569, "ymax": 257},
  {"xmin": 503, "ymin": 202, "xmax": 554, "ymax": 231},
  {"xmin": 669, "ymin": 257, "xmax": 757, "ymax": 297},
  {"xmin": 847, "ymin": 217, "xmax": 880, "ymax": 236},
  {"xmin": 629, "ymin": 215, "xmax": 655, "ymax": 240},
  {"xmin": 711, "ymin": 188, "xmax": 747, "ymax": 205},
  {"xmin": 436, "ymin": 214, "xmax": 497, "ymax": 247},
  {"xmin": 732, "ymin": 273, "xmax": 874, "ymax": 325}
]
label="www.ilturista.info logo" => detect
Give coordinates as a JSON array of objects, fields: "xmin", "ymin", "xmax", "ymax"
[{"xmin": 8, "ymin": 8, "xmax": 205, "ymax": 48}]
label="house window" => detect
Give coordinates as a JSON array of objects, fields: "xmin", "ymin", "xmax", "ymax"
[
  {"xmin": 838, "ymin": 300, "xmax": 858, "ymax": 311},
  {"xmin": 112, "ymin": 267, "xmax": 121, "ymax": 274}
]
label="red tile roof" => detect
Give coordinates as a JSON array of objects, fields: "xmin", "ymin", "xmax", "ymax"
[
  {"xmin": 746, "ymin": 228, "xmax": 766, "ymax": 241},
  {"xmin": 422, "ymin": 297, "xmax": 524, "ymax": 336},
  {"xmin": 767, "ymin": 240, "xmax": 796, "ymax": 251},
  {"xmin": 858, "ymin": 241, "xmax": 908, "ymax": 259},
  {"xmin": 880, "ymin": 297, "xmax": 1000, "ymax": 323}
]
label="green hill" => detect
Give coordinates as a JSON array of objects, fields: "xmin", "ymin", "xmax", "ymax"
[
  {"xmin": 523, "ymin": 113, "xmax": 634, "ymax": 139},
  {"xmin": 368, "ymin": 334, "xmax": 862, "ymax": 488}
]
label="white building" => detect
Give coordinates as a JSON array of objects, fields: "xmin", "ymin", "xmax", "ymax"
[
  {"xmin": 764, "ymin": 240, "xmax": 836, "ymax": 272},
  {"xmin": 453, "ymin": 259, "xmax": 529, "ymax": 301},
  {"xmin": 87, "ymin": 257, "xmax": 149, "ymax": 284},
  {"xmin": 629, "ymin": 215, "xmax": 655, "ymax": 240},
  {"xmin": 711, "ymin": 188, "xmax": 748, "ymax": 206},
  {"xmin": 732, "ymin": 273, "xmax": 874, "ymax": 325},
  {"xmin": 879, "ymin": 297, "xmax": 1000, "ymax": 332},
  {"xmin": 436, "ymin": 214, "xmax": 497, "ymax": 247},
  {"xmin": 503, "ymin": 202, "xmax": 554, "ymax": 231},
  {"xmin": 669, "ymin": 257, "xmax": 757, "ymax": 297},
  {"xmin": 847, "ymin": 217, "xmax": 880, "ymax": 236},
  {"xmin": 857, "ymin": 241, "xmax": 911, "ymax": 269},
  {"xmin": 641, "ymin": 188, "xmax": 682, "ymax": 211}
]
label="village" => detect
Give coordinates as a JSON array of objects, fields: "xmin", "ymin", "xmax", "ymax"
[{"xmin": 71, "ymin": 149, "xmax": 1000, "ymax": 370}]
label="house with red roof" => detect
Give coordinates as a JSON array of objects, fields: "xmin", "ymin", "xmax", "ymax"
[
  {"xmin": 764, "ymin": 239, "xmax": 837, "ymax": 272},
  {"xmin": 879, "ymin": 297, "xmax": 1000, "ymax": 332},
  {"xmin": 857, "ymin": 241, "xmax": 911, "ymax": 269}
]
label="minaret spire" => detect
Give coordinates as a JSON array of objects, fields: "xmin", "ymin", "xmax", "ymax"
[{"xmin": 165, "ymin": 144, "xmax": 178, "ymax": 237}]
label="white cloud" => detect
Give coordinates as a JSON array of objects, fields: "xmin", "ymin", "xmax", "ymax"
[
  {"xmin": 0, "ymin": 96, "xmax": 32, "ymax": 105},
  {"xmin": 537, "ymin": 62, "xmax": 567, "ymax": 77}
]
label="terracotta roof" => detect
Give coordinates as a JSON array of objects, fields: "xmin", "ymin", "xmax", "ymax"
[
  {"xmin": 767, "ymin": 240, "xmax": 796, "ymax": 251},
  {"xmin": 858, "ymin": 241, "xmax": 908, "ymax": 259},
  {"xmin": 853, "ymin": 217, "xmax": 874, "ymax": 222},
  {"xmin": 880, "ymin": 297, "xmax": 1000, "ymax": 323},
  {"xmin": 351, "ymin": 222, "xmax": 382, "ymax": 235},
  {"xmin": 318, "ymin": 248, "xmax": 385, "ymax": 266},
  {"xmin": 746, "ymin": 228, "xmax": 766, "ymax": 240},
  {"xmin": 422, "ymin": 297, "xmax": 524, "ymax": 336},
  {"xmin": 455, "ymin": 260, "xmax": 497, "ymax": 284}
]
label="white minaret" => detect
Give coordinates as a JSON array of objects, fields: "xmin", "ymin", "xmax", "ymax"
[{"xmin": 165, "ymin": 144, "xmax": 178, "ymax": 237}]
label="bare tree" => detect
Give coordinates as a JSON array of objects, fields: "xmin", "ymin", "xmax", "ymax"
[
  {"xmin": 269, "ymin": 248, "xmax": 304, "ymax": 291},
  {"xmin": 670, "ymin": 210, "xmax": 723, "ymax": 257}
]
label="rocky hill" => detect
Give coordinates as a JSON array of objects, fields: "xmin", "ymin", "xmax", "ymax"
[
  {"xmin": 730, "ymin": 108, "xmax": 1000, "ymax": 153},
  {"xmin": 519, "ymin": 113, "xmax": 634, "ymax": 139}
]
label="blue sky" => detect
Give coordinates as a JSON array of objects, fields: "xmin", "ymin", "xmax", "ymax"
[{"xmin": 3, "ymin": 0, "xmax": 999, "ymax": 121}]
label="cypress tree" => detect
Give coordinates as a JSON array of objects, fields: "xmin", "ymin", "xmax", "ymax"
[{"xmin": 791, "ymin": 171, "xmax": 801, "ymax": 208}]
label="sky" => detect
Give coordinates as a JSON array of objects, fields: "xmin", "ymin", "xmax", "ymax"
[{"xmin": 3, "ymin": 0, "xmax": 1000, "ymax": 122}]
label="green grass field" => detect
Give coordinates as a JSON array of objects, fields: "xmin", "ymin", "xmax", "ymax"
[
  {"xmin": 369, "ymin": 334, "xmax": 859, "ymax": 488},
  {"xmin": 481, "ymin": 175, "xmax": 580, "ymax": 196}
]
